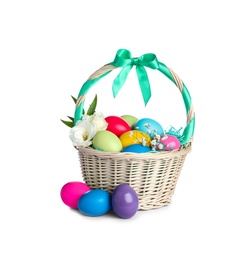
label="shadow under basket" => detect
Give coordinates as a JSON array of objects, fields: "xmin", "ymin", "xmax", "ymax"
[{"xmin": 77, "ymin": 143, "xmax": 192, "ymax": 210}]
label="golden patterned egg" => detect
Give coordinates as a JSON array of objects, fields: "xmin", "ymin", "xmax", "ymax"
[{"xmin": 119, "ymin": 130, "xmax": 151, "ymax": 148}]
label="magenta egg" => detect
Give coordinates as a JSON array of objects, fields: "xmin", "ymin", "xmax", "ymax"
[
  {"xmin": 112, "ymin": 184, "xmax": 139, "ymax": 219},
  {"xmin": 105, "ymin": 116, "xmax": 131, "ymax": 137},
  {"xmin": 60, "ymin": 181, "xmax": 91, "ymax": 209},
  {"xmin": 156, "ymin": 134, "xmax": 181, "ymax": 151}
]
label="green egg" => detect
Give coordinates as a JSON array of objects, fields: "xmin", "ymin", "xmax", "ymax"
[
  {"xmin": 92, "ymin": 130, "xmax": 123, "ymax": 152},
  {"xmin": 121, "ymin": 115, "xmax": 138, "ymax": 128}
]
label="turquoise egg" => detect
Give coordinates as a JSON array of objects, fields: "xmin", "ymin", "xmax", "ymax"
[
  {"xmin": 78, "ymin": 189, "xmax": 111, "ymax": 216},
  {"xmin": 133, "ymin": 118, "xmax": 164, "ymax": 139},
  {"xmin": 121, "ymin": 144, "xmax": 151, "ymax": 153}
]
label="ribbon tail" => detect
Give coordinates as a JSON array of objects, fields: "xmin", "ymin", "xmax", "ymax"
[
  {"xmin": 136, "ymin": 65, "xmax": 151, "ymax": 106},
  {"xmin": 181, "ymin": 117, "xmax": 195, "ymax": 145},
  {"xmin": 112, "ymin": 65, "xmax": 133, "ymax": 98}
]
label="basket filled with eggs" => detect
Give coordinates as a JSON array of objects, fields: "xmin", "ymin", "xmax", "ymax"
[{"xmin": 61, "ymin": 49, "xmax": 195, "ymax": 217}]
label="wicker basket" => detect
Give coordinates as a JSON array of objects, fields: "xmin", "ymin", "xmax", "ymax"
[{"xmin": 73, "ymin": 49, "xmax": 195, "ymax": 210}]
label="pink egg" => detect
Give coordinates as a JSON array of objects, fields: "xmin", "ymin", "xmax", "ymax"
[
  {"xmin": 156, "ymin": 134, "xmax": 181, "ymax": 151},
  {"xmin": 60, "ymin": 181, "xmax": 91, "ymax": 209}
]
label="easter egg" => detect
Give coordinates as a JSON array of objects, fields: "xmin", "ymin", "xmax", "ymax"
[
  {"xmin": 112, "ymin": 184, "xmax": 139, "ymax": 219},
  {"xmin": 105, "ymin": 116, "xmax": 131, "ymax": 137},
  {"xmin": 92, "ymin": 130, "xmax": 123, "ymax": 152},
  {"xmin": 121, "ymin": 144, "xmax": 151, "ymax": 153},
  {"xmin": 121, "ymin": 115, "xmax": 138, "ymax": 128},
  {"xmin": 60, "ymin": 181, "xmax": 91, "ymax": 209},
  {"xmin": 133, "ymin": 118, "xmax": 164, "ymax": 139},
  {"xmin": 156, "ymin": 134, "xmax": 181, "ymax": 151},
  {"xmin": 78, "ymin": 189, "xmax": 112, "ymax": 216},
  {"xmin": 119, "ymin": 130, "xmax": 151, "ymax": 148}
]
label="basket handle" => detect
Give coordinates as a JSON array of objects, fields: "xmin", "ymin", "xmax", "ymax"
[{"xmin": 74, "ymin": 49, "xmax": 195, "ymax": 146}]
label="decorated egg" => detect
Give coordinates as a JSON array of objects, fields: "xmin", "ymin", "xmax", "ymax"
[
  {"xmin": 112, "ymin": 184, "xmax": 139, "ymax": 219},
  {"xmin": 119, "ymin": 130, "xmax": 151, "ymax": 148},
  {"xmin": 92, "ymin": 130, "xmax": 123, "ymax": 152},
  {"xmin": 121, "ymin": 144, "xmax": 151, "ymax": 153},
  {"xmin": 133, "ymin": 118, "xmax": 164, "ymax": 139},
  {"xmin": 120, "ymin": 115, "xmax": 138, "ymax": 128},
  {"xmin": 105, "ymin": 116, "xmax": 131, "ymax": 137},
  {"xmin": 60, "ymin": 181, "xmax": 91, "ymax": 209},
  {"xmin": 156, "ymin": 134, "xmax": 181, "ymax": 151},
  {"xmin": 78, "ymin": 189, "xmax": 112, "ymax": 216}
]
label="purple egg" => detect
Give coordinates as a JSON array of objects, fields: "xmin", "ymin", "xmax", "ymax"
[{"xmin": 112, "ymin": 184, "xmax": 139, "ymax": 219}]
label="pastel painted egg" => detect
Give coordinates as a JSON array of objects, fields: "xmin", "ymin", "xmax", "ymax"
[
  {"xmin": 156, "ymin": 134, "xmax": 181, "ymax": 151},
  {"xmin": 60, "ymin": 181, "xmax": 91, "ymax": 209},
  {"xmin": 105, "ymin": 116, "xmax": 131, "ymax": 137},
  {"xmin": 112, "ymin": 184, "xmax": 139, "ymax": 219},
  {"xmin": 92, "ymin": 130, "xmax": 123, "ymax": 152},
  {"xmin": 120, "ymin": 115, "xmax": 138, "ymax": 128},
  {"xmin": 78, "ymin": 189, "xmax": 112, "ymax": 216},
  {"xmin": 119, "ymin": 130, "xmax": 151, "ymax": 148},
  {"xmin": 133, "ymin": 118, "xmax": 164, "ymax": 139},
  {"xmin": 121, "ymin": 144, "xmax": 151, "ymax": 153}
]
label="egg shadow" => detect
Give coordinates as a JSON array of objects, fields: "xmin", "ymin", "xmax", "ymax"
[
  {"xmin": 68, "ymin": 207, "xmax": 143, "ymax": 220},
  {"xmin": 68, "ymin": 207, "xmax": 121, "ymax": 219}
]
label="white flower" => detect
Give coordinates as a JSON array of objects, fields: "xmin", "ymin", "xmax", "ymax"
[
  {"xmin": 69, "ymin": 120, "xmax": 97, "ymax": 147},
  {"xmin": 142, "ymin": 137, "xmax": 146, "ymax": 146},
  {"xmin": 151, "ymin": 139, "xmax": 156, "ymax": 146},
  {"xmin": 161, "ymin": 135, "xmax": 168, "ymax": 141},
  {"xmin": 82, "ymin": 112, "xmax": 108, "ymax": 132},
  {"xmin": 158, "ymin": 143, "xmax": 164, "ymax": 150},
  {"xmin": 154, "ymin": 134, "xmax": 160, "ymax": 142}
]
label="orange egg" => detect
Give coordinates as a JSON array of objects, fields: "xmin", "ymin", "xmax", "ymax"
[{"xmin": 119, "ymin": 130, "xmax": 151, "ymax": 148}]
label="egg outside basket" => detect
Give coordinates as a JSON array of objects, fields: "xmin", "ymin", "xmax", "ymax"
[{"xmin": 73, "ymin": 49, "xmax": 195, "ymax": 210}]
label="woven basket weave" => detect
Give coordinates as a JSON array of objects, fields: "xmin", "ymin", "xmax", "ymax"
[{"xmin": 73, "ymin": 49, "xmax": 195, "ymax": 210}]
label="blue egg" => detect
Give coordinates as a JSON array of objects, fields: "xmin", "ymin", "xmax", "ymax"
[
  {"xmin": 121, "ymin": 144, "xmax": 151, "ymax": 153},
  {"xmin": 133, "ymin": 118, "xmax": 164, "ymax": 139},
  {"xmin": 78, "ymin": 189, "xmax": 111, "ymax": 216}
]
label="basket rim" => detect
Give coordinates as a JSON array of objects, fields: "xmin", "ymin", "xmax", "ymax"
[{"xmin": 76, "ymin": 142, "xmax": 192, "ymax": 160}]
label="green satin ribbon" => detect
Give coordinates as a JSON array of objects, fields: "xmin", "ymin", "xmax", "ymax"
[
  {"xmin": 110, "ymin": 49, "xmax": 159, "ymax": 106},
  {"xmin": 74, "ymin": 49, "xmax": 195, "ymax": 145}
]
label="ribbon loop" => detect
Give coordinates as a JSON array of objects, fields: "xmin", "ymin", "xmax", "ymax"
[
  {"xmin": 112, "ymin": 49, "xmax": 132, "ymax": 67},
  {"xmin": 110, "ymin": 49, "xmax": 159, "ymax": 106}
]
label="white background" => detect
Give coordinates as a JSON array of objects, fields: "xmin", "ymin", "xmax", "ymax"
[{"xmin": 1, "ymin": 0, "xmax": 250, "ymax": 259}]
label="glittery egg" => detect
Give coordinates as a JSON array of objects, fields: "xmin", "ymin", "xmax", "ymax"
[
  {"xmin": 133, "ymin": 118, "xmax": 164, "ymax": 139},
  {"xmin": 156, "ymin": 134, "xmax": 181, "ymax": 151},
  {"xmin": 119, "ymin": 130, "xmax": 151, "ymax": 148}
]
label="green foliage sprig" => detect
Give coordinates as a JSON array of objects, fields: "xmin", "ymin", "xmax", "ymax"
[{"xmin": 61, "ymin": 94, "xmax": 98, "ymax": 128}]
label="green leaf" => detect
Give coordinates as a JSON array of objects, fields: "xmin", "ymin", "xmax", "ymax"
[
  {"xmin": 61, "ymin": 119, "xmax": 74, "ymax": 128},
  {"xmin": 71, "ymin": 96, "xmax": 77, "ymax": 103},
  {"xmin": 87, "ymin": 94, "xmax": 97, "ymax": 116},
  {"xmin": 67, "ymin": 116, "xmax": 74, "ymax": 121}
]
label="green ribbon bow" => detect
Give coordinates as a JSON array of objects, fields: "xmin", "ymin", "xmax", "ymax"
[
  {"xmin": 74, "ymin": 49, "xmax": 195, "ymax": 145},
  {"xmin": 110, "ymin": 49, "xmax": 159, "ymax": 106}
]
